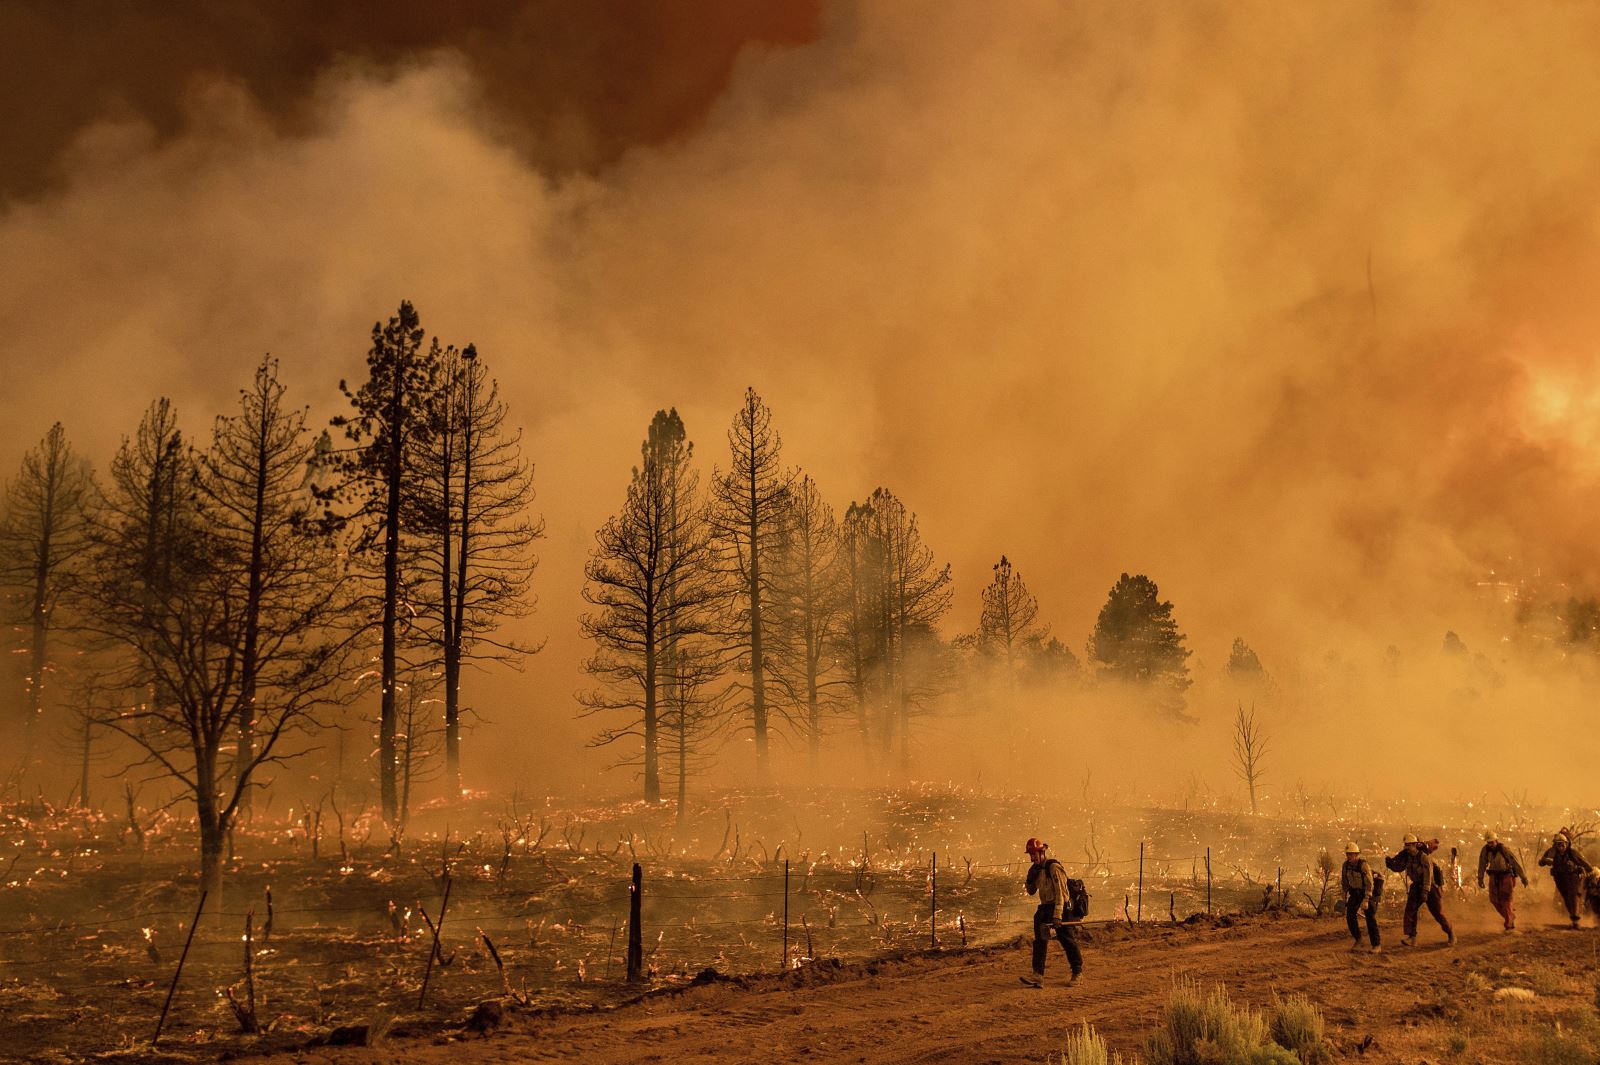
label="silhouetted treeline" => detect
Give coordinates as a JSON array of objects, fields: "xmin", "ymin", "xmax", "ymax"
[
  {"xmin": 0, "ymin": 303, "xmax": 542, "ymax": 897},
  {"xmin": 577, "ymin": 393, "xmax": 1203, "ymax": 803}
]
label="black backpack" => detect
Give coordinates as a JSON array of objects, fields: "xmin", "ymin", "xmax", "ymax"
[{"xmin": 1066, "ymin": 876, "xmax": 1090, "ymax": 920}]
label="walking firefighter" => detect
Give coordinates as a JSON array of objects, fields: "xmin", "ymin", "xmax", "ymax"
[
  {"xmin": 1386, "ymin": 833, "xmax": 1454, "ymax": 947},
  {"xmin": 1476, "ymin": 831, "xmax": 1528, "ymax": 932},
  {"xmin": 1340, "ymin": 842, "xmax": 1382, "ymax": 953},
  {"xmin": 1020, "ymin": 837, "xmax": 1087, "ymax": 988},
  {"xmin": 1538, "ymin": 829, "xmax": 1593, "ymax": 928}
]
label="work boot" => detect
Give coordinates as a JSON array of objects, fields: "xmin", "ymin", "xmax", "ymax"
[
  {"xmin": 1446, "ymin": 932, "xmax": 1456, "ymax": 947},
  {"xmin": 1400, "ymin": 936, "xmax": 1415, "ymax": 947},
  {"xmin": 1369, "ymin": 944, "xmax": 1383, "ymax": 954},
  {"xmin": 1068, "ymin": 971, "xmax": 1081, "ymax": 986},
  {"xmin": 1349, "ymin": 941, "xmax": 1364, "ymax": 952},
  {"xmin": 1019, "ymin": 974, "xmax": 1043, "ymax": 988}
]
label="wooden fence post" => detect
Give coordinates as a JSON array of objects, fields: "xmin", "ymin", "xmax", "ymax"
[
  {"xmin": 1206, "ymin": 847, "xmax": 1212, "ymax": 916},
  {"xmin": 626, "ymin": 863, "xmax": 643, "ymax": 982},
  {"xmin": 782, "ymin": 859, "xmax": 790, "ymax": 970},
  {"xmin": 930, "ymin": 852, "xmax": 938, "ymax": 949}
]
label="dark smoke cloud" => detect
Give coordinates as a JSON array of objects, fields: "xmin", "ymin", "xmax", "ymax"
[
  {"xmin": 6, "ymin": 1, "xmax": 1600, "ymax": 799},
  {"xmin": 0, "ymin": 0, "xmax": 820, "ymax": 199}
]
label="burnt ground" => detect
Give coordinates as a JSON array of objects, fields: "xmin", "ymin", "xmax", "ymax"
[{"xmin": 252, "ymin": 907, "xmax": 1600, "ymax": 1065}]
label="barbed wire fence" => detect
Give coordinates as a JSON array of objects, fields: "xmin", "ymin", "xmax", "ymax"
[{"xmin": 0, "ymin": 836, "xmax": 1371, "ymax": 1050}]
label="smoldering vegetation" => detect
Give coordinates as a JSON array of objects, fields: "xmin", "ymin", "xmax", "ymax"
[
  {"xmin": 3, "ymin": 781, "xmax": 1596, "ymax": 1061},
  {"xmin": 5, "ymin": 2, "xmax": 1600, "ymax": 1058}
]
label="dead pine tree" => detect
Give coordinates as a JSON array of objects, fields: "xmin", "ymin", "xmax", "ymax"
[
  {"xmin": 407, "ymin": 343, "xmax": 543, "ymax": 800},
  {"xmin": 1232, "ymin": 702, "xmax": 1269, "ymax": 816},
  {"xmin": 709, "ymin": 387, "xmax": 793, "ymax": 782},
  {"xmin": 976, "ymin": 555, "xmax": 1046, "ymax": 760},
  {"xmin": 87, "ymin": 390, "xmax": 355, "ymax": 907},
  {"xmin": 328, "ymin": 301, "xmax": 442, "ymax": 827},
  {"xmin": 857, "ymin": 488, "xmax": 952, "ymax": 772},
  {"xmin": 766, "ymin": 474, "xmax": 848, "ymax": 767},
  {"xmin": 0, "ymin": 421, "xmax": 95, "ymax": 767},
  {"xmin": 580, "ymin": 409, "xmax": 721, "ymax": 803}
]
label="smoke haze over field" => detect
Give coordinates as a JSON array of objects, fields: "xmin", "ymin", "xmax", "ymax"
[{"xmin": 6, "ymin": 2, "xmax": 1600, "ymax": 802}]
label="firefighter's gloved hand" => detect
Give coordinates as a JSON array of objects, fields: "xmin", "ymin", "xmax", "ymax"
[
  {"xmin": 1476, "ymin": 878, "xmax": 1484, "ymax": 889},
  {"xmin": 1522, "ymin": 878, "xmax": 1530, "ymax": 887}
]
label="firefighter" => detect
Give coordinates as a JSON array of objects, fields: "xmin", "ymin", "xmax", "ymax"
[
  {"xmin": 1341, "ymin": 842, "xmax": 1381, "ymax": 953},
  {"xmin": 1475, "ymin": 831, "xmax": 1528, "ymax": 932},
  {"xmin": 1386, "ymin": 833, "xmax": 1454, "ymax": 946},
  {"xmin": 1019, "ymin": 837, "xmax": 1083, "ymax": 988},
  {"xmin": 1538, "ymin": 830, "xmax": 1593, "ymax": 928}
]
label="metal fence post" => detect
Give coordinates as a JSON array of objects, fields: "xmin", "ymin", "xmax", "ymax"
[
  {"xmin": 1137, "ymin": 841, "xmax": 1145, "ymax": 923},
  {"xmin": 1206, "ymin": 846, "xmax": 1212, "ymax": 916}
]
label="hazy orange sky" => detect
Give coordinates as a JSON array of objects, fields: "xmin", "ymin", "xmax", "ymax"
[{"xmin": 5, "ymin": 1, "xmax": 1600, "ymax": 797}]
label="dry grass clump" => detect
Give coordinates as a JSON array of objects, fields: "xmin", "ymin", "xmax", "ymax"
[
  {"xmin": 1137, "ymin": 979, "xmax": 1329, "ymax": 1065},
  {"xmin": 1268, "ymin": 991, "xmax": 1329, "ymax": 1064},
  {"xmin": 1052, "ymin": 1023, "xmax": 1126, "ymax": 1065},
  {"xmin": 1144, "ymin": 976, "xmax": 1301, "ymax": 1065}
]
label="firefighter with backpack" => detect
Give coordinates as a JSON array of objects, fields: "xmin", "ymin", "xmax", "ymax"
[
  {"xmin": 1537, "ymin": 829, "xmax": 1593, "ymax": 928},
  {"xmin": 1386, "ymin": 833, "xmax": 1454, "ymax": 947},
  {"xmin": 1020, "ymin": 837, "xmax": 1085, "ymax": 988},
  {"xmin": 1340, "ymin": 842, "xmax": 1382, "ymax": 953},
  {"xmin": 1475, "ymin": 831, "xmax": 1528, "ymax": 932}
]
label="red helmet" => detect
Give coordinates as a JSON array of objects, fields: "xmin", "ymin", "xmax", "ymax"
[{"xmin": 1025, "ymin": 837, "xmax": 1046, "ymax": 856}]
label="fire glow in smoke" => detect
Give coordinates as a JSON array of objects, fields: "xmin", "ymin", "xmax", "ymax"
[{"xmin": 4, "ymin": 2, "xmax": 1600, "ymax": 796}]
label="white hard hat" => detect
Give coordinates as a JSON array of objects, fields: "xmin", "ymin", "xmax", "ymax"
[
  {"xmin": 1344, "ymin": 842, "xmax": 1360, "ymax": 855},
  {"xmin": 1403, "ymin": 833, "xmax": 1419, "ymax": 845}
]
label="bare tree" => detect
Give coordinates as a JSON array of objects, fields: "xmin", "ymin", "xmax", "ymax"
[
  {"xmin": 767, "ymin": 474, "xmax": 847, "ymax": 765},
  {"xmin": 87, "ymin": 394, "xmax": 353, "ymax": 903},
  {"xmin": 1232, "ymin": 702, "xmax": 1269, "ymax": 816},
  {"xmin": 976, "ymin": 555, "xmax": 1045, "ymax": 756},
  {"xmin": 330, "ymin": 301, "xmax": 441, "ymax": 825},
  {"xmin": 580, "ymin": 410, "xmax": 721, "ymax": 803},
  {"xmin": 839, "ymin": 499, "xmax": 886, "ymax": 755},
  {"xmin": 409, "ymin": 344, "xmax": 543, "ymax": 797},
  {"xmin": 709, "ymin": 388, "xmax": 793, "ymax": 781},
  {"xmin": 195, "ymin": 357, "xmax": 324, "ymax": 816},
  {"xmin": 863, "ymin": 488, "xmax": 952, "ymax": 771},
  {"xmin": 0, "ymin": 422, "xmax": 95, "ymax": 764}
]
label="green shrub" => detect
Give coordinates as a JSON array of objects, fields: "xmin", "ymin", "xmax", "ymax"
[
  {"xmin": 1144, "ymin": 977, "xmax": 1300, "ymax": 1065},
  {"xmin": 1053, "ymin": 1023, "xmax": 1125, "ymax": 1065},
  {"xmin": 1269, "ymin": 991, "xmax": 1329, "ymax": 1064},
  {"xmin": 1444, "ymin": 1030, "xmax": 1469, "ymax": 1056}
]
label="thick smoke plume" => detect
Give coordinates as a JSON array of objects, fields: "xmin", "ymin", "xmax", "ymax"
[{"xmin": 5, "ymin": 1, "xmax": 1600, "ymax": 799}]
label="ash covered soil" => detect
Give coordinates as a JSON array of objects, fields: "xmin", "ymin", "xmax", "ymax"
[{"xmin": 260, "ymin": 910, "xmax": 1600, "ymax": 1065}]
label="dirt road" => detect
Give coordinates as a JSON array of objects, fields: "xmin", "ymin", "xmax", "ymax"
[{"xmin": 270, "ymin": 910, "xmax": 1600, "ymax": 1064}]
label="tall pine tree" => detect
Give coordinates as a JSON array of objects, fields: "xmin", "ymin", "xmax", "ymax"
[
  {"xmin": 709, "ymin": 388, "xmax": 792, "ymax": 781},
  {"xmin": 331, "ymin": 301, "xmax": 441, "ymax": 825},
  {"xmin": 1088, "ymin": 572, "xmax": 1191, "ymax": 716}
]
